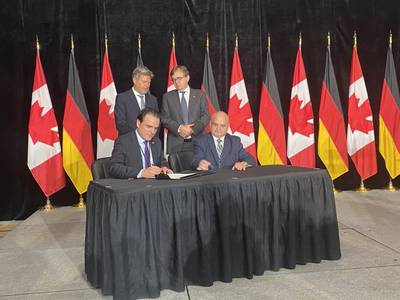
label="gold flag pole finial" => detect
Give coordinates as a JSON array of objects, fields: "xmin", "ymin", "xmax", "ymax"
[
  {"xmin": 138, "ymin": 33, "xmax": 141, "ymax": 50},
  {"xmin": 299, "ymin": 32, "xmax": 302, "ymax": 48},
  {"xmin": 35, "ymin": 34, "xmax": 40, "ymax": 51},
  {"xmin": 389, "ymin": 30, "xmax": 392, "ymax": 48},
  {"xmin": 327, "ymin": 32, "xmax": 331, "ymax": 49},
  {"xmin": 71, "ymin": 34, "xmax": 75, "ymax": 50},
  {"xmin": 206, "ymin": 32, "xmax": 209, "ymax": 51},
  {"xmin": 353, "ymin": 31, "xmax": 357, "ymax": 47},
  {"xmin": 172, "ymin": 32, "xmax": 175, "ymax": 49},
  {"xmin": 267, "ymin": 33, "xmax": 271, "ymax": 50},
  {"xmin": 235, "ymin": 33, "xmax": 238, "ymax": 49},
  {"xmin": 105, "ymin": 33, "xmax": 108, "ymax": 52}
]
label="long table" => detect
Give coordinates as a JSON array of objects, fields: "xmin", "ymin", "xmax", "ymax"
[{"xmin": 85, "ymin": 166, "xmax": 341, "ymax": 300}]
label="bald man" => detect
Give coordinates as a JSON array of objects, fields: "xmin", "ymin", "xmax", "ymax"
[{"xmin": 192, "ymin": 111, "xmax": 256, "ymax": 171}]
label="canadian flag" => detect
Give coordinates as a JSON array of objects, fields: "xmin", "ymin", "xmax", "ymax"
[
  {"xmin": 347, "ymin": 44, "xmax": 377, "ymax": 180},
  {"xmin": 287, "ymin": 47, "xmax": 315, "ymax": 168},
  {"xmin": 228, "ymin": 48, "xmax": 256, "ymax": 160},
  {"xmin": 97, "ymin": 49, "xmax": 117, "ymax": 159},
  {"xmin": 163, "ymin": 46, "xmax": 177, "ymax": 157},
  {"xmin": 27, "ymin": 51, "xmax": 65, "ymax": 196}
]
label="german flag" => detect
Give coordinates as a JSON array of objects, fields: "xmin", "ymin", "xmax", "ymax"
[
  {"xmin": 379, "ymin": 36, "xmax": 400, "ymax": 179},
  {"xmin": 318, "ymin": 41, "xmax": 348, "ymax": 179},
  {"xmin": 257, "ymin": 40, "xmax": 286, "ymax": 165},
  {"xmin": 62, "ymin": 48, "xmax": 94, "ymax": 194}
]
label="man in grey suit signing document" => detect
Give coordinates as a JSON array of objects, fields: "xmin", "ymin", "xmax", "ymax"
[
  {"xmin": 161, "ymin": 65, "xmax": 210, "ymax": 153},
  {"xmin": 192, "ymin": 111, "xmax": 256, "ymax": 171}
]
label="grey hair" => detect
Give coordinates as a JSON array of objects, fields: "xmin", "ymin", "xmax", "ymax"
[{"xmin": 132, "ymin": 66, "xmax": 154, "ymax": 80}]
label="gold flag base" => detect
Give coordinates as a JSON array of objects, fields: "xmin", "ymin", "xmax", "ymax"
[
  {"xmin": 355, "ymin": 181, "xmax": 369, "ymax": 192},
  {"xmin": 72, "ymin": 194, "xmax": 86, "ymax": 208},
  {"xmin": 39, "ymin": 197, "xmax": 56, "ymax": 211},
  {"xmin": 333, "ymin": 185, "xmax": 341, "ymax": 194},
  {"xmin": 386, "ymin": 180, "xmax": 398, "ymax": 192}
]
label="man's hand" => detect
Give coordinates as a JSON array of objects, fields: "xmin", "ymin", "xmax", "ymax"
[
  {"xmin": 197, "ymin": 159, "xmax": 211, "ymax": 171},
  {"xmin": 141, "ymin": 166, "xmax": 162, "ymax": 178},
  {"xmin": 160, "ymin": 166, "xmax": 173, "ymax": 174},
  {"xmin": 178, "ymin": 124, "xmax": 194, "ymax": 138},
  {"xmin": 232, "ymin": 161, "xmax": 250, "ymax": 171}
]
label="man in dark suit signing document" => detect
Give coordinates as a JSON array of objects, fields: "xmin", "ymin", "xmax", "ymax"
[
  {"xmin": 192, "ymin": 111, "xmax": 256, "ymax": 171},
  {"xmin": 110, "ymin": 108, "xmax": 172, "ymax": 179}
]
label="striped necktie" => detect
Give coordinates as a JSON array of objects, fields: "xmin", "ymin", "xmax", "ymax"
[
  {"xmin": 216, "ymin": 139, "xmax": 223, "ymax": 158},
  {"xmin": 144, "ymin": 141, "xmax": 151, "ymax": 168}
]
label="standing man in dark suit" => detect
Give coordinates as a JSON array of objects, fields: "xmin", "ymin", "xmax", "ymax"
[
  {"xmin": 161, "ymin": 65, "xmax": 210, "ymax": 154},
  {"xmin": 192, "ymin": 111, "xmax": 256, "ymax": 171},
  {"xmin": 110, "ymin": 108, "xmax": 172, "ymax": 179},
  {"xmin": 114, "ymin": 66, "xmax": 159, "ymax": 135}
]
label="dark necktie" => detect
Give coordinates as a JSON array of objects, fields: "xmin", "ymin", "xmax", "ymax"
[
  {"xmin": 138, "ymin": 95, "xmax": 145, "ymax": 110},
  {"xmin": 144, "ymin": 141, "xmax": 151, "ymax": 168},
  {"xmin": 180, "ymin": 91, "xmax": 189, "ymax": 124}
]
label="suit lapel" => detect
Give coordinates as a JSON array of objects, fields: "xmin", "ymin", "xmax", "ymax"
[
  {"xmin": 129, "ymin": 89, "xmax": 141, "ymax": 110},
  {"xmin": 188, "ymin": 88, "xmax": 196, "ymax": 123},
  {"xmin": 207, "ymin": 134, "xmax": 219, "ymax": 167},
  {"xmin": 220, "ymin": 135, "xmax": 231, "ymax": 165},
  {"xmin": 150, "ymin": 139, "xmax": 158, "ymax": 166},
  {"xmin": 173, "ymin": 90, "xmax": 184, "ymax": 123},
  {"xmin": 131, "ymin": 132, "xmax": 143, "ymax": 167}
]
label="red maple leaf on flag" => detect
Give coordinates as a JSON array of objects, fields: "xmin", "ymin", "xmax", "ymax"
[
  {"xmin": 98, "ymin": 99, "xmax": 117, "ymax": 141},
  {"xmin": 29, "ymin": 101, "xmax": 59, "ymax": 145},
  {"xmin": 289, "ymin": 95, "xmax": 314, "ymax": 136},
  {"xmin": 229, "ymin": 94, "xmax": 253, "ymax": 135},
  {"xmin": 348, "ymin": 95, "xmax": 374, "ymax": 134}
]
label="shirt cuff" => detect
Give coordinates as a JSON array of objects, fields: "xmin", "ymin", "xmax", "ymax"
[{"xmin": 137, "ymin": 169, "xmax": 144, "ymax": 178}]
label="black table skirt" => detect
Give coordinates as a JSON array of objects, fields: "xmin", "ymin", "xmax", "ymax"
[{"xmin": 85, "ymin": 166, "xmax": 341, "ymax": 300}]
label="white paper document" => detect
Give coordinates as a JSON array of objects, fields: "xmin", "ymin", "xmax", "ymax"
[{"xmin": 167, "ymin": 173, "xmax": 196, "ymax": 180}]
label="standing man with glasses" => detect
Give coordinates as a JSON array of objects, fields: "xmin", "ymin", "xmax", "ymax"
[
  {"xmin": 110, "ymin": 108, "xmax": 172, "ymax": 179},
  {"xmin": 161, "ymin": 65, "xmax": 210, "ymax": 153},
  {"xmin": 115, "ymin": 66, "xmax": 159, "ymax": 135}
]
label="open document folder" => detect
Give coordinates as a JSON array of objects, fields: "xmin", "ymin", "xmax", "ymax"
[{"xmin": 155, "ymin": 170, "xmax": 216, "ymax": 180}]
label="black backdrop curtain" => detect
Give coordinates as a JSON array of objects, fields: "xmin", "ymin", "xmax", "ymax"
[{"xmin": 1, "ymin": 0, "xmax": 399, "ymax": 220}]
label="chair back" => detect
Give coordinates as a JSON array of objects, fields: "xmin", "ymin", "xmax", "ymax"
[
  {"xmin": 91, "ymin": 157, "xmax": 111, "ymax": 180},
  {"xmin": 168, "ymin": 150, "xmax": 193, "ymax": 172}
]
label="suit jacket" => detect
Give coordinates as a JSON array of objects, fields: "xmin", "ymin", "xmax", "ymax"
[
  {"xmin": 192, "ymin": 133, "xmax": 256, "ymax": 169},
  {"xmin": 114, "ymin": 89, "xmax": 159, "ymax": 135},
  {"xmin": 161, "ymin": 88, "xmax": 210, "ymax": 153},
  {"xmin": 109, "ymin": 131, "xmax": 165, "ymax": 179}
]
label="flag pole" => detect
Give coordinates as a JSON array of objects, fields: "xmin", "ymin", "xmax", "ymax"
[
  {"xmin": 69, "ymin": 34, "xmax": 86, "ymax": 209},
  {"xmin": 353, "ymin": 30, "xmax": 357, "ymax": 48},
  {"xmin": 327, "ymin": 32, "xmax": 340, "ymax": 194},
  {"xmin": 385, "ymin": 31, "xmax": 398, "ymax": 192},
  {"xmin": 352, "ymin": 31, "xmax": 368, "ymax": 193},
  {"xmin": 206, "ymin": 32, "xmax": 209, "ymax": 51},
  {"xmin": 73, "ymin": 194, "xmax": 86, "ymax": 208},
  {"xmin": 138, "ymin": 33, "xmax": 141, "ymax": 51},
  {"xmin": 105, "ymin": 33, "xmax": 108, "ymax": 52},
  {"xmin": 34, "ymin": 36, "xmax": 57, "ymax": 211},
  {"xmin": 299, "ymin": 32, "xmax": 302, "ymax": 48},
  {"xmin": 235, "ymin": 33, "xmax": 238, "ymax": 49}
]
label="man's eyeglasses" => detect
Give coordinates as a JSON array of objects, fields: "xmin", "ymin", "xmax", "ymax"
[{"xmin": 172, "ymin": 76, "xmax": 186, "ymax": 82}]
